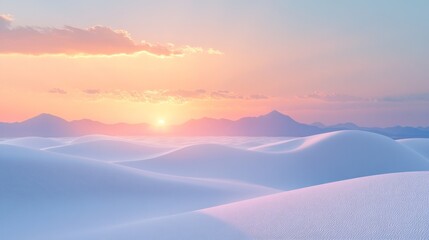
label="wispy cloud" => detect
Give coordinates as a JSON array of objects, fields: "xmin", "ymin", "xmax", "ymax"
[
  {"xmin": 0, "ymin": 14, "xmax": 12, "ymax": 29},
  {"xmin": 300, "ymin": 91, "xmax": 368, "ymax": 102},
  {"xmin": 248, "ymin": 94, "xmax": 269, "ymax": 100},
  {"xmin": 76, "ymin": 89, "xmax": 269, "ymax": 103},
  {"xmin": 48, "ymin": 88, "xmax": 67, "ymax": 94},
  {"xmin": 0, "ymin": 14, "xmax": 222, "ymax": 57},
  {"xmin": 82, "ymin": 89, "xmax": 101, "ymax": 94},
  {"xmin": 210, "ymin": 90, "xmax": 244, "ymax": 100},
  {"xmin": 299, "ymin": 91, "xmax": 429, "ymax": 104},
  {"xmin": 207, "ymin": 48, "xmax": 224, "ymax": 55},
  {"xmin": 380, "ymin": 93, "xmax": 429, "ymax": 102}
]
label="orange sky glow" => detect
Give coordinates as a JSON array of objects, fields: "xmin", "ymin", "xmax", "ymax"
[{"xmin": 1, "ymin": 1, "xmax": 429, "ymax": 127}]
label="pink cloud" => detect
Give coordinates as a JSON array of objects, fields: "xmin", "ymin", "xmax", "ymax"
[
  {"xmin": 248, "ymin": 94, "xmax": 268, "ymax": 100},
  {"xmin": 83, "ymin": 89, "xmax": 101, "ymax": 94},
  {"xmin": 300, "ymin": 91, "xmax": 368, "ymax": 102},
  {"xmin": 53, "ymin": 88, "xmax": 268, "ymax": 103},
  {"xmin": 0, "ymin": 14, "xmax": 13, "ymax": 29},
  {"xmin": 48, "ymin": 88, "xmax": 67, "ymax": 94},
  {"xmin": 0, "ymin": 14, "xmax": 220, "ymax": 56},
  {"xmin": 210, "ymin": 90, "xmax": 243, "ymax": 100}
]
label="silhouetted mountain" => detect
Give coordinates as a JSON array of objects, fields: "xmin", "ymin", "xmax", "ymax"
[
  {"xmin": 173, "ymin": 117, "xmax": 234, "ymax": 135},
  {"xmin": 232, "ymin": 110, "xmax": 322, "ymax": 136},
  {"xmin": 0, "ymin": 113, "xmax": 72, "ymax": 137},
  {"xmin": 1, "ymin": 111, "xmax": 429, "ymax": 138},
  {"xmin": 367, "ymin": 126, "xmax": 429, "ymax": 139},
  {"xmin": 171, "ymin": 110, "xmax": 322, "ymax": 136},
  {"xmin": 24, "ymin": 113, "xmax": 68, "ymax": 125},
  {"xmin": 311, "ymin": 122, "xmax": 326, "ymax": 128},
  {"xmin": 328, "ymin": 122, "xmax": 361, "ymax": 130},
  {"xmin": 70, "ymin": 119, "xmax": 149, "ymax": 136},
  {"xmin": 0, "ymin": 114, "xmax": 150, "ymax": 137}
]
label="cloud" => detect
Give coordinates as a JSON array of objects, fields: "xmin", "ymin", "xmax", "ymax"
[
  {"xmin": 380, "ymin": 93, "xmax": 429, "ymax": 102},
  {"xmin": 83, "ymin": 89, "xmax": 101, "ymax": 94},
  {"xmin": 0, "ymin": 14, "xmax": 221, "ymax": 57},
  {"xmin": 299, "ymin": 91, "xmax": 429, "ymax": 104},
  {"xmin": 48, "ymin": 88, "xmax": 67, "ymax": 94},
  {"xmin": 74, "ymin": 89, "xmax": 268, "ymax": 103},
  {"xmin": 162, "ymin": 89, "xmax": 207, "ymax": 99},
  {"xmin": 0, "ymin": 14, "xmax": 12, "ymax": 29},
  {"xmin": 300, "ymin": 91, "xmax": 368, "ymax": 102},
  {"xmin": 207, "ymin": 48, "xmax": 224, "ymax": 55},
  {"xmin": 248, "ymin": 94, "xmax": 269, "ymax": 100},
  {"xmin": 210, "ymin": 90, "xmax": 243, "ymax": 99}
]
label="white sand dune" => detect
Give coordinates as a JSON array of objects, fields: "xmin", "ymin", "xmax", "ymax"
[
  {"xmin": 398, "ymin": 138, "xmax": 429, "ymax": 159},
  {"xmin": 68, "ymin": 134, "xmax": 122, "ymax": 144},
  {"xmin": 1, "ymin": 131, "xmax": 429, "ymax": 239},
  {"xmin": 130, "ymin": 136, "xmax": 290, "ymax": 149},
  {"xmin": 77, "ymin": 171, "xmax": 429, "ymax": 240},
  {"xmin": 2, "ymin": 136, "xmax": 68, "ymax": 149},
  {"xmin": 202, "ymin": 171, "xmax": 429, "ymax": 239},
  {"xmin": 123, "ymin": 131, "xmax": 429, "ymax": 189},
  {"xmin": 248, "ymin": 137, "xmax": 309, "ymax": 152},
  {"xmin": 0, "ymin": 144, "xmax": 276, "ymax": 240},
  {"xmin": 44, "ymin": 139, "xmax": 172, "ymax": 161}
]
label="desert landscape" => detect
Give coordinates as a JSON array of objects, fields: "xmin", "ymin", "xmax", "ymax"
[
  {"xmin": 1, "ymin": 130, "xmax": 429, "ymax": 239},
  {"xmin": 2, "ymin": 1, "xmax": 429, "ymax": 239}
]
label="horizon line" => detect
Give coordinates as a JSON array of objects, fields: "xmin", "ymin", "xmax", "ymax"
[{"xmin": 1, "ymin": 111, "xmax": 428, "ymax": 129}]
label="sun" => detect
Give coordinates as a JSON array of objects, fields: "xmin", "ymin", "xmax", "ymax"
[{"xmin": 156, "ymin": 118, "xmax": 166, "ymax": 127}]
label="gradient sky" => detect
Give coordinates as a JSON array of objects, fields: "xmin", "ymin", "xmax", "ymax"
[{"xmin": 1, "ymin": 0, "xmax": 429, "ymax": 127}]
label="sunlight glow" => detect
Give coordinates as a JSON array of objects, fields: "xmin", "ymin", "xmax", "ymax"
[{"xmin": 157, "ymin": 118, "xmax": 166, "ymax": 126}]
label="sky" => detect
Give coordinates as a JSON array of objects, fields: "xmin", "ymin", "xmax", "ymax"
[{"xmin": 1, "ymin": 0, "xmax": 429, "ymax": 127}]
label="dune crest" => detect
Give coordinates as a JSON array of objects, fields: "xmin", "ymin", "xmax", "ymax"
[{"xmin": 123, "ymin": 131, "xmax": 429, "ymax": 189}]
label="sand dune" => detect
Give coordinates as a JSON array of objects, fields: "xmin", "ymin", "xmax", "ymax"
[
  {"xmin": 68, "ymin": 134, "xmax": 124, "ymax": 144},
  {"xmin": 398, "ymin": 138, "xmax": 429, "ymax": 159},
  {"xmin": 77, "ymin": 171, "xmax": 429, "ymax": 240},
  {"xmin": 2, "ymin": 136, "xmax": 68, "ymax": 149},
  {"xmin": 248, "ymin": 137, "xmax": 310, "ymax": 152},
  {"xmin": 202, "ymin": 171, "xmax": 429, "ymax": 239},
  {"xmin": 123, "ymin": 131, "xmax": 429, "ymax": 189},
  {"xmin": 0, "ymin": 144, "xmax": 276, "ymax": 240},
  {"xmin": 1, "ymin": 131, "xmax": 428, "ymax": 239},
  {"xmin": 248, "ymin": 138, "xmax": 306, "ymax": 152},
  {"xmin": 45, "ymin": 139, "xmax": 171, "ymax": 161}
]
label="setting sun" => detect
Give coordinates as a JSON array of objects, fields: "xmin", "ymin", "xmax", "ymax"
[{"xmin": 157, "ymin": 118, "xmax": 166, "ymax": 127}]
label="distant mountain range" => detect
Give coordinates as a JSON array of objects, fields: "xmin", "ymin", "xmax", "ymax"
[
  {"xmin": 0, "ymin": 113, "xmax": 149, "ymax": 137},
  {"xmin": 1, "ymin": 111, "xmax": 429, "ymax": 138},
  {"xmin": 172, "ymin": 110, "xmax": 321, "ymax": 136}
]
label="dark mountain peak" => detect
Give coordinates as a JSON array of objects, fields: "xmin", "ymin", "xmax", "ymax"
[
  {"xmin": 261, "ymin": 110, "xmax": 296, "ymax": 122},
  {"xmin": 72, "ymin": 118, "xmax": 100, "ymax": 124},
  {"xmin": 311, "ymin": 122, "xmax": 326, "ymax": 128},
  {"xmin": 266, "ymin": 110, "xmax": 283, "ymax": 116},
  {"xmin": 24, "ymin": 113, "xmax": 68, "ymax": 124},
  {"xmin": 330, "ymin": 122, "xmax": 360, "ymax": 129},
  {"xmin": 185, "ymin": 117, "xmax": 232, "ymax": 124}
]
